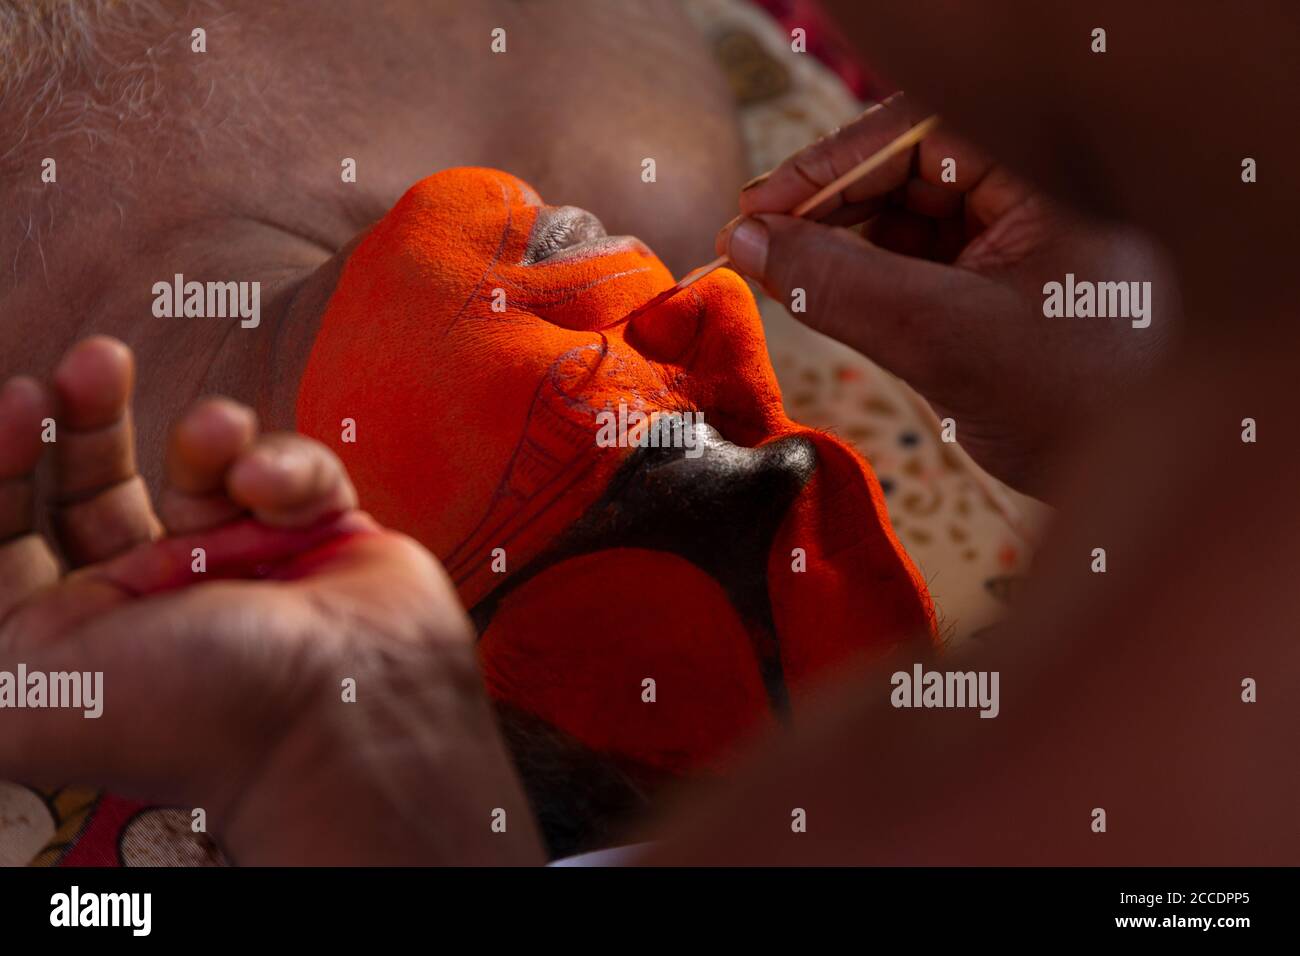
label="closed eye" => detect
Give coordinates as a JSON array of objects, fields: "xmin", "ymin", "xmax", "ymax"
[{"xmin": 523, "ymin": 206, "xmax": 608, "ymax": 264}]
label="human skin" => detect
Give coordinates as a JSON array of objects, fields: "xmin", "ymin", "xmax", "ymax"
[
  {"xmin": 716, "ymin": 93, "xmax": 1180, "ymax": 498},
  {"xmin": 0, "ymin": 0, "xmax": 931, "ymax": 854},
  {"xmin": 5, "ymin": 1, "xmax": 1296, "ymax": 865},
  {"xmin": 293, "ymin": 166, "xmax": 935, "ymax": 781},
  {"xmin": 638, "ymin": 0, "xmax": 1300, "ymax": 863},
  {"xmin": 0, "ymin": 338, "xmax": 544, "ymax": 865},
  {"xmin": 0, "ymin": 262, "xmax": 927, "ymax": 862},
  {"xmin": 0, "ymin": 0, "xmax": 748, "ymax": 488},
  {"xmin": 0, "ymin": 164, "xmax": 938, "ymax": 849}
]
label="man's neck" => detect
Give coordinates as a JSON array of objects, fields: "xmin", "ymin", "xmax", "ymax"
[{"xmin": 1, "ymin": 212, "xmax": 333, "ymax": 490}]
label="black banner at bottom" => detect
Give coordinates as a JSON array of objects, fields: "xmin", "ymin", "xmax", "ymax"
[{"xmin": 0, "ymin": 866, "xmax": 1288, "ymax": 942}]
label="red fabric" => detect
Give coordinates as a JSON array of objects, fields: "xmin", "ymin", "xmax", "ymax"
[
  {"xmin": 751, "ymin": 0, "xmax": 896, "ymax": 100},
  {"xmin": 57, "ymin": 795, "xmax": 146, "ymax": 867}
]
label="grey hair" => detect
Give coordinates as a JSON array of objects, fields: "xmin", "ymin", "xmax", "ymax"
[
  {"xmin": 0, "ymin": 1, "xmax": 228, "ymax": 287},
  {"xmin": 0, "ymin": 0, "xmax": 209, "ymax": 174}
]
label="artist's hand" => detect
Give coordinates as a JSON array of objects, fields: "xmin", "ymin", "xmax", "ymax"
[
  {"xmin": 0, "ymin": 337, "xmax": 542, "ymax": 865},
  {"xmin": 717, "ymin": 94, "xmax": 1177, "ymax": 498}
]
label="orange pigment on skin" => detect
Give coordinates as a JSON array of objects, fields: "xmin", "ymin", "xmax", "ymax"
[{"xmin": 296, "ymin": 167, "xmax": 936, "ymax": 775}]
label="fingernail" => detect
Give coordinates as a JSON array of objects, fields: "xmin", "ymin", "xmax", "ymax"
[
  {"xmin": 715, "ymin": 214, "xmax": 742, "ymax": 254},
  {"xmin": 740, "ymin": 171, "xmax": 771, "ymax": 191},
  {"xmin": 728, "ymin": 218, "xmax": 769, "ymax": 277}
]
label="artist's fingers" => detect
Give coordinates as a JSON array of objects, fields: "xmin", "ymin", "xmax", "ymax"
[
  {"xmin": 864, "ymin": 209, "xmax": 941, "ymax": 260},
  {"xmin": 226, "ymin": 432, "xmax": 357, "ymax": 528},
  {"xmin": 159, "ymin": 398, "xmax": 259, "ymax": 534},
  {"xmin": 735, "ymin": 94, "xmax": 923, "ymax": 225},
  {"xmin": 916, "ymin": 133, "xmax": 995, "ymax": 197},
  {"xmin": 49, "ymin": 337, "xmax": 162, "ymax": 566},
  {"xmin": 731, "ymin": 94, "xmax": 995, "ymax": 234},
  {"xmin": 817, "ymin": 196, "xmax": 891, "ymax": 229},
  {"xmin": 0, "ymin": 377, "xmax": 60, "ymax": 623},
  {"xmin": 903, "ymin": 178, "xmax": 964, "ymax": 220},
  {"xmin": 719, "ymin": 214, "xmax": 1019, "ymax": 396},
  {"xmin": 963, "ymin": 164, "xmax": 1036, "ymax": 233}
]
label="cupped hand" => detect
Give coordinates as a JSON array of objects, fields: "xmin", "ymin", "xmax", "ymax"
[{"xmin": 0, "ymin": 337, "xmax": 542, "ymax": 865}]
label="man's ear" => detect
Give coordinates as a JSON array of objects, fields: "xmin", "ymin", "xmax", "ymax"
[{"xmin": 264, "ymin": 229, "xmax": 372, "ymax": 429}]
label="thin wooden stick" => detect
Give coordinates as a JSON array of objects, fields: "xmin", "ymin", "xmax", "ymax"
[
  {"xmin": 627, "ymin": 113, "xmax": 1033, "ymax": 541},
  {"xmin": 616, "ymin": 114, "xmax": 1036, "ymax": 542},
  {"xmin": 791, "ymin": 114, "xmax": 941, "ymax": 216},
  {"xmin": 622, "ymin": 115, "xmax": 941, "ymax": 322}
]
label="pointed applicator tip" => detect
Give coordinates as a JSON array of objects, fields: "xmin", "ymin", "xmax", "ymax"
[
  {"xmin": 619, "ymin": 117, "xmax": 942, "ymax": 328},
  {"xmin": 622, "ymin": 254, "xmax": 732, "ymax": 325},
  {"xmin": 623, "ymin": 286, "xmax": 681, "ymax": 325}
]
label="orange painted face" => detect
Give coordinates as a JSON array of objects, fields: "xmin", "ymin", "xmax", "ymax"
[{"xmin": 298, "ymin": 168, "xmax": 934, "ymax": 777}]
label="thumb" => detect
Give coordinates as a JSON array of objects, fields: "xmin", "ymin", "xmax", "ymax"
[{"xmin": 722, "ymin": 214, "xmax": 1014, "ymax": 394}]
